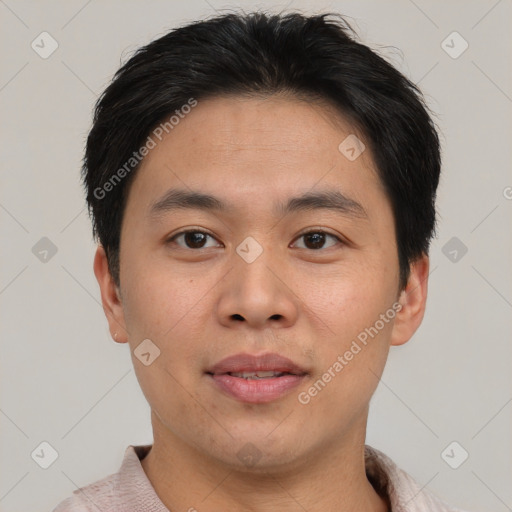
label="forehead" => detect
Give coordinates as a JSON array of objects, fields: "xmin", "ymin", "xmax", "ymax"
[
  {"xmin": 124, "ymin": 94, "xmax": 386, "ymax": 221},
  {"xmin": 151, "ymin": 94, "xmax": 371, "ymax": 163}
]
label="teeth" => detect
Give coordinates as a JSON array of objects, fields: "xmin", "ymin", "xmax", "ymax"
[{"xmin": 229, "ymin": 371, "xmax": 285, "ymax": 379}]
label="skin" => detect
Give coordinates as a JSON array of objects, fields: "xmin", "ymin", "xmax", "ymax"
[{"xmin": 94, "ymin": 94, "xmax": 429, "ymax": 512}]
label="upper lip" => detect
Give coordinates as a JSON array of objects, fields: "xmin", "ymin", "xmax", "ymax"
[{"xmin": 207, "ymin": 352, "xmax": 308, "ymax": 375}]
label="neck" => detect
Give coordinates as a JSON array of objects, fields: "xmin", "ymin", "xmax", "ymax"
[{"xmin": 141, "ymin": 412, "xmax": 389, "ymax": 512}]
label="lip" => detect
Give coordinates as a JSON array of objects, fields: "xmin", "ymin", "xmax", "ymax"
[
  {"xmin": 206, "ymin": 352, "xmax": 308, "ymax": 404},
  {"xmin": 208, "ymin": 352, "xmax": 307, "ymax": 375}
]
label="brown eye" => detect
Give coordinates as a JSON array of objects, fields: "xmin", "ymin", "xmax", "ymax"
[
  {"xmin": 168, "ymin": 230, "xmax": 220, "ymax": 249},
  {"xmin": 293, "ymin": 231, "xmax": 342, "ymax": 250}
]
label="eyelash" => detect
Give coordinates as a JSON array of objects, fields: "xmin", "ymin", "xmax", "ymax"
[{"xmin": 166, "ymin": 229, "xmax": 344, "ymax": 250}]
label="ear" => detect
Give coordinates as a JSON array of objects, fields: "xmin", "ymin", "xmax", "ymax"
[
  {"xmin": 93, "ymin": 244, "xmax": 128, "ymax": 343},
  {"xmin": 390, "ymin": 253, "xmax": 430, "ymax": 347}
]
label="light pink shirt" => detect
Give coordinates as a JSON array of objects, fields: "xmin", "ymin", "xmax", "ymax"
[{"xmin": 53, "ymin": 444, "xmax": 469, "ymax": 511}]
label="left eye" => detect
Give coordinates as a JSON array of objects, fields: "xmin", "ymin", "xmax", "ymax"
[{"xmin": 292, "ymin": 230, "xmax": 342, "ymax": 250}]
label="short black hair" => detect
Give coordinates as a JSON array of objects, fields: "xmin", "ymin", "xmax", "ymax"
[{"xmin": 83, "ymin": 10, "xmax": 441, "ymax": 292}]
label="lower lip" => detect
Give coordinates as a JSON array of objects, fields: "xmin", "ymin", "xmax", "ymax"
[{"xmin": 209, "ymin": 373, "xmax": 305, "ymax": 403}]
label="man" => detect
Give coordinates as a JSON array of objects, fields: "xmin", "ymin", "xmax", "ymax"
[{"xmin": 54, "ymin": 10, "xmax": 469, "ymax": 512}]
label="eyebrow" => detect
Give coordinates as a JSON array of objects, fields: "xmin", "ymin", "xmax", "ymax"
[{"xmin": 148, "ymin": 188, "xmax": 368, "ymax": 221}]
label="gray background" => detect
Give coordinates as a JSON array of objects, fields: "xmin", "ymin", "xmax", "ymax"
[{"xmin": 0, "ymin": 1, "xmax": 511, "ymax": 511}]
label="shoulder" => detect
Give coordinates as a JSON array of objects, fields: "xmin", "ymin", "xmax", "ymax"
[
  {"xmin": 365, "ymin": 445, "xmax": 471, "ymax": 512},
  {"xmin": 52, "ymin": 475, "xmax": 116, "ymax": 512},
  {"xmin": 52, "ymin": 445, "xmax": 153, "ymax": 512}
]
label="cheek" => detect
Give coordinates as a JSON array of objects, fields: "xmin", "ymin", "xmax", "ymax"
[
  {"xmin": 121, "ymin": 271, "xmax": 207, "ymax": 408},
  {"xmin": 303, "ymin": 266, "xmax": 395, "ymax": 403},
  {"xmin": 305, "ymin": 263, "xmax": 391, "ymax": 337},
  {"xmin": 304, "ymin": 320, "xmax": 391, "ymax": 428},
  {"xmin": 121, "ymin": 256, "xmax": 213, "ymax": 341}
]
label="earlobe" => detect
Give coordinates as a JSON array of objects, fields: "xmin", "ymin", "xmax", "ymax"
[
  {"xmin": 93, "ymin": 245, "xmax": 128, "ymax": 343},
  {"xmin": 390, "ymin": 254, "xmax": 430, "ymax": 347}
]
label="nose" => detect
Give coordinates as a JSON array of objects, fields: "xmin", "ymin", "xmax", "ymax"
[{"xmin": 216, "ymin": 244, "xmax": 299, "ymax": 330}]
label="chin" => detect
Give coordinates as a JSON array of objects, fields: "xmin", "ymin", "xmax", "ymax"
[{"xmin": 206, "ymin": 431, "xmax": 310, "ymax": 474}]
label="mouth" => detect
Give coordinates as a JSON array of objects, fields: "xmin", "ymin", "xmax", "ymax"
[
  {"xmin": 205, "ymin": 352, "xmax": 308, "ymax": 404},
  {"xmin": 223, "ymin": 370, "xmax": 294, "ymax": 379}
]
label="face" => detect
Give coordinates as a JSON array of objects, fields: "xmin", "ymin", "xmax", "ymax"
[{"xmin": 95, "ymin": 94, "xmax": 429, "ymax": 472}]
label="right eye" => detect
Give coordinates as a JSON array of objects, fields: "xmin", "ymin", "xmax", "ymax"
[{"xmin": 166, "ymin": 230, "xmax": 222, "ymax": 250}]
